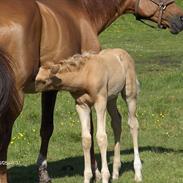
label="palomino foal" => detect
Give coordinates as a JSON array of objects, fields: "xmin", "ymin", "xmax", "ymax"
[{"xmin": 35, "ymin": 48, "xmax": 142, "ymax": 183}]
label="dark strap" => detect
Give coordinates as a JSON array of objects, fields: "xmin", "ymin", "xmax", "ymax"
[
  {"xmin": 151, "ymin": 0, "xmax": 175, "ymax": 6},
  {"xmin": 135, "ymin": 0, "xmax": 175, "ymax": 28},
  {"xmin": 156, "ymin": 0, "xmax": 175, "ymax": 27},
  {"xmin": 135, "ymin": 0, "xmax": 141, "ymax": 20}
]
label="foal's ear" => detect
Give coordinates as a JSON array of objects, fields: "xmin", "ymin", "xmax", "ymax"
[{"xmin": 50, "ymin": 76, "xmax": 62, "ymax": 87}]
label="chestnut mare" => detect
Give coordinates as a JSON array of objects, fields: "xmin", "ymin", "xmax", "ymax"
[{"xmin": 0, "ymin": 0, "xmax": 183, "ymax": 182}]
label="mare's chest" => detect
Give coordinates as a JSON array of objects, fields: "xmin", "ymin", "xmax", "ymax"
[{"xmin": 37, "ymin": 1, "xmax": 82, "ymax": 66}]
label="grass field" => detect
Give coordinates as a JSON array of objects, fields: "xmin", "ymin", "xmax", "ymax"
[{"xmin": 8, "ymin": 2, "xmax": 183, "ymax": 183}]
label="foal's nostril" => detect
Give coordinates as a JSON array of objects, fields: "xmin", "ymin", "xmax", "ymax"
[
  {"xmin": 180, "ymin": 16, "xmax": 183, "ymax": 22},
  {"xmin": 37, "ymin": 80, "xmax": 46, "ymax": 85},
  {"xmin": 35, "ymin": 79, "xmax": 47, "ymax": 91}
]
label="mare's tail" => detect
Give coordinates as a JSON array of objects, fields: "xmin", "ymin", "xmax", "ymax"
[{"xmin": 0, "ymin": 50, "xmax": 19, "ymax": 116}]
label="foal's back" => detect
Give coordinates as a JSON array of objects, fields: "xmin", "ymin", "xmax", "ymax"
[{"xmin": 93, "ymin": 48, "xmax": 137, "ymax": 98}]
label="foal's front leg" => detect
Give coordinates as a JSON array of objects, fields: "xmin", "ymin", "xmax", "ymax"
[
  {"xmin": 107, "ymin": 97, "xmax": 122, "ymax": 180},
  {"xmin": 94, "ymin": 96, "xmax": 110, "ymax": 183},
  {"xmin": 126, "ymin": 98, "xmax": 142, "ymax": 182},
  {"xmin": 90, "ymin": 114, "xmax": 101, "ymax": 181},
  {"xmin": 76, "ymin": 104, "xmax": 93, "ymax": 183}
]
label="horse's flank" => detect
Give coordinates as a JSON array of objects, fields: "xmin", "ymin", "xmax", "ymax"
[{"xmin": 0, "ymin": 51, "xmax": 22, "ymax": 120}]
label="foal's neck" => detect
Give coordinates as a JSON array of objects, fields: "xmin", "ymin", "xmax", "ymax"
[
  {"xmin": 82, "ymin": 0, "xmax": 136, "ymax": 33},
  {"xmin": 58, "ymin": 71, "xmax": 86, "ymax": 93}
]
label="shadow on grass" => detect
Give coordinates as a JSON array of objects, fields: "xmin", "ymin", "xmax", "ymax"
[
  {"xmin": 9, "ymin": 146, "xmax": 183, "ymax": 183},
  {"xmin": 123, "ymin": 146, "xmax": 183, "ymax": 154}
]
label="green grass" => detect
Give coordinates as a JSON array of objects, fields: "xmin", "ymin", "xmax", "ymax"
[{"xmin": 7, "ymin": 2, "xmax": 183, "ymax": 183}]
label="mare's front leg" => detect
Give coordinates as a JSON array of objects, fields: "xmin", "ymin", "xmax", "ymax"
[
  {"xmin": 94, "ymin": 95, "xmax": 110, "ymax": 183},
  {"xmin": 37, "ymin": 91, "xmax": 57, "ymax": 183},
  {"xmin": 76, "ymin": 104, "xmax": 93, "ymax": 183},
  {"xmin": 107, "ymin": 97, "xmax": 122, "ymax": 180},
  {"xmin": 126, "ymin": 97, "xmax": 142, "ymax": 182}
]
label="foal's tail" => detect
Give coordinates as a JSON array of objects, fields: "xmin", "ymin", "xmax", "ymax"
[
  {"xmin": 136, "ymin": 79, "xmax": 140, "ymax": 96},
  {"xmin": 0, "ymin": 50, "xmax": 19, "ymax": 116}
]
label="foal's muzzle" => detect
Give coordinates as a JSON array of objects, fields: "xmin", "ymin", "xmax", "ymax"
[
  {"xmin": 35, "ymin": 80, "xmax": 48, "ymax": 92},
  {"xmin": 170, "ymin": 15, "xmax": 183, "ymax": 34}
]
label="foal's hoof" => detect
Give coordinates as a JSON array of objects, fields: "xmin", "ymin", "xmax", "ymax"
[
  {"xmin": 112, "ymin": 172, "xmax": 119, "ymax": 180},
  {"xmin": 134, "ymin": 174, "xmax": 142, "ymax": 182},
  {"xmin": 95, "ymin": 169, "xmax": 102, "ymax": 182}
]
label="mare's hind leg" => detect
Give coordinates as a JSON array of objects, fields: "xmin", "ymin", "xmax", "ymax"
[
  {"xmin": 0, "ymin": 94, "xmax": 23, "ymax": 183},
  {"xmin": 107, "ymin": 97, "xmax": 122, "ymax": 180},
  {"xmin": 0, "ymin": 118, "xmax": 14, "ymax": 183},
  {"xmin": 125, "ymin": 96, "xmax": 142, "ymax": 182},
  {"xmin": 37, "ymin": 91, "xmax": 57, "ymax": 183}
]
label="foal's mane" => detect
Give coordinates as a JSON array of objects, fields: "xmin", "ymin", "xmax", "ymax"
[
  {"xmin": 51, "ymin": 52, "xmax": 94, "ymax": 74},
  {"xmin": 81, "ymin": 0, "xmax": 121, "ymax": 24}
]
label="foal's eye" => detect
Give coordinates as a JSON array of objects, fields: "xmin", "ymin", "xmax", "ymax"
[{"xmin": 50, "ymin": 76, "xmax": 62, "ymax": 86}]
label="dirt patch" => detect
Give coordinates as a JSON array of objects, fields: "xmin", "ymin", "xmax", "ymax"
[
  {"xmin": 136, "ymin": 55, "xmax": 183, "ymax": 73},
  {"xmin": 138, "ymin": 55, "xmax": 182, "ymax": 67}
]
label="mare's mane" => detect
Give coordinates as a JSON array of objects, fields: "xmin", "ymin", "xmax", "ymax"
[{"xmin": 81, "ymin": 0, "xmax": 121, "ymax": 23}]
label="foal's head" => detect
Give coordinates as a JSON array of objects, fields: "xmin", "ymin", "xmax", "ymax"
[
  {"xmin": 35, "ymin": 66, "xmax": 62, "ymax": 91},
  {"xmin": 129, "ymin": 0, "xmax": 183, "ymax": 33}
]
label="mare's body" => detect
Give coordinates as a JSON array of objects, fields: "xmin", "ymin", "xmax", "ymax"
[{"xmin": 0, "ymin": 0, "xmax": 183, "ymax": 182}]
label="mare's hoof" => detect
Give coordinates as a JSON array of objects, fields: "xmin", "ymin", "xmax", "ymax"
[
  {"xmin": 39, "ymin": 175, "xmax": 51, "ymax": 183},
  {"xmin": 39, "ymin": 168, "xmax": 52, "ymax": 183}
]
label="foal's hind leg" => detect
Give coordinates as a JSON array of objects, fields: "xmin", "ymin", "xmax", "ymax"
[
  {"xmin": 126, "ymin": 97, "xmax": 142, "ymax": 182},
  {"xmin": 37, "ymin": 91, "xmax": 57, "ymax": 183},
  {"xmin": 76, "ymin": 104, "xmax": 93, "ymax": 183},
  {"xmin": 107, "ymin": 97, "xmax": 122, "ymax": 180}
]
